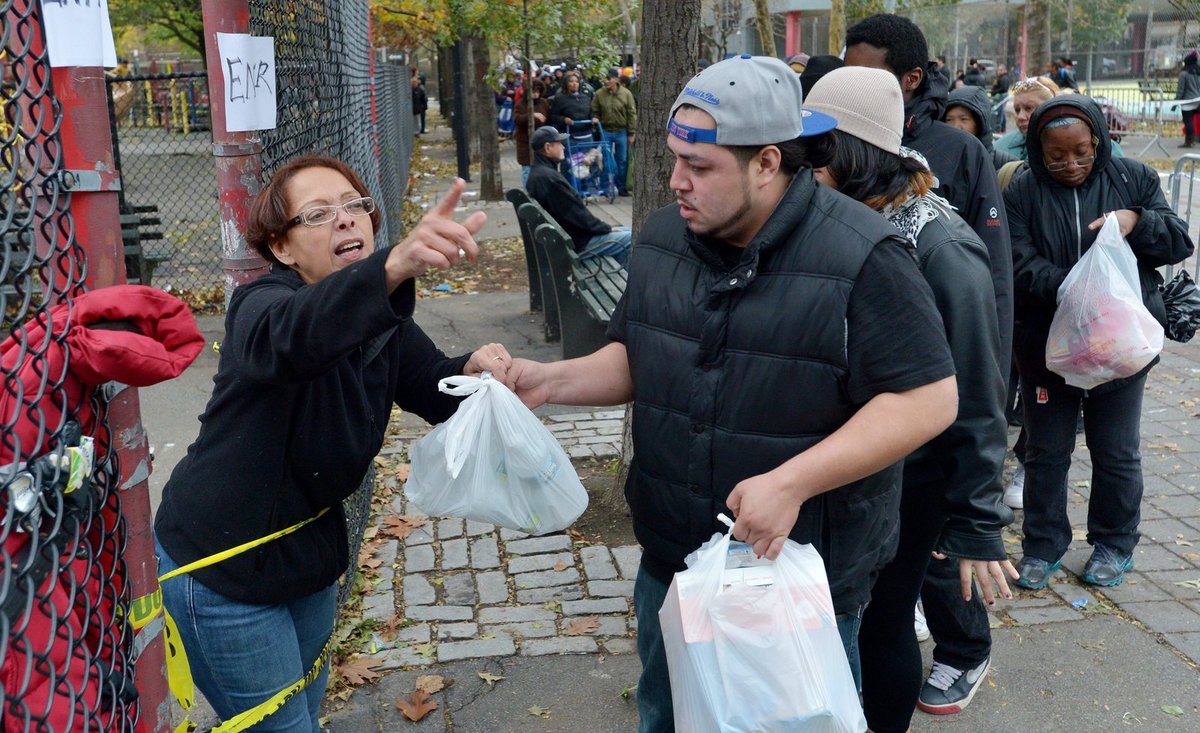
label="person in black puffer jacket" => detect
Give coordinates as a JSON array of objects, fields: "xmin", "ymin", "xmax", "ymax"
[
  {"xmin": 943, "ymin": 85, "xmax": 1018, "ymax": 170},
  {"xmin": 1007, "ymin": 96, "xmax": 1194, "ymax": 591}
]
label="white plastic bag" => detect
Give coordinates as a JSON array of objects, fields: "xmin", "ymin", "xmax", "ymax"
[
  {"xmin": 659, "ymin": 515, "xmax": 867, "ymax": 733},
  {"xmin": 1045, "ymin": 214, "xmax": 1164, "ymax": 390},
  {"xmin": 404, "ymin": 373, "xmax": 588, "ymax": 535}
]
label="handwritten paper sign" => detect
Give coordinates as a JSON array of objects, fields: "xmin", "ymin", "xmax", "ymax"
[
  {"xmin": 216, "ymin": 33, "xmax": 277, "ymax": 132},
  {"xmin": 41, "ymin": 0, "xmax": 119, "ymax": 68}
]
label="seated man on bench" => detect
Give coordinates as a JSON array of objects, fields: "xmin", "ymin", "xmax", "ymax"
[{"xmin": 526, "ymin": 126, "xmax": 632, "ymax": 269}]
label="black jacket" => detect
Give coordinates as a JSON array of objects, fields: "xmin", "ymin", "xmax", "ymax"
[
  {"xmin": 548, "ymin": 91, "xmax": 593, "ymax": 131},
  {"xmin": 412, "ymin": 84, "xmax": 428, "ymax": 115},
  {"xmin": 526, "ymin": 152, "xmax": 612, "ymax": 248},
  {"xmin": 945, "ymin": 86, "xmax": 1019, "ymax": 171},
  {"xmin": 1006, "ymin": 96, "xmax": 1195, "ymax": 391},
  {"xmin": 905, "ymin": 68, "xmax": 1013, "ymax": 364},
  {"xmin": 903, "ymin": 202, "xmax": 1012, "ymax": 560},
  {"xmin": 155, "ymin": 249, "xmax": 469, "ymax": 604},
  {"xmin": 612, "ymin": 171, "xmax": 954, "ymax": 615}
]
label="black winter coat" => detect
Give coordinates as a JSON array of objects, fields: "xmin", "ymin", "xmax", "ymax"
[
  {"xmin": 903, "ymin": 203, "xmax": 1012, "ymax": 560},
  {"xmin": 526, "ymin": 152, "xmax": 611, "ymax": 248},
  {"xmin": 611, "ymin": 171, "xmax": 952, "ymax": 615},
  {"xmin": 1006, "ymin": 96, "xmax": 1195, "ymax": 392},
  {"xmin": 945, "ymin": 86, "xmax": 1019, "ymax": 171},
  {"xmin": 548, "ymin": 91, "xmax": 592, "ymax": 131},
  {"xmin": 155, "ymin": 249, "xmax": 469, "ymax": 604},
  {"xmin": 906, "ymin": 68, "xmax": 1013, "ymax": 363}
]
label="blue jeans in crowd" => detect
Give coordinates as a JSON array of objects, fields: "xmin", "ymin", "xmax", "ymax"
[
  {"xmin": 155, "ymin": 535, "xmax": 337, "ymax": 732},
  {"xmin": 581, "ymin": 227, "xmax": 632, "ymax": 269},
  {"xmin": 633, "ymin": 561, "xmax": 864, "ymax": 732},
  {"xmin": 1020, "ymin": 372, "xmax": 1147, "ymax": 562},
  {"xmin": 603, "ymin": 130, "xmax": 630, "ymax": 194}
]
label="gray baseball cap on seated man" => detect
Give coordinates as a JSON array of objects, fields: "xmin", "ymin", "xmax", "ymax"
[
  {"xmin": 530, "ymin": 125, "xmax": 568, "ymax": 150},
  {"xmin": 667, "ymin": 53, "xmax": 838, "ymax": 146}
]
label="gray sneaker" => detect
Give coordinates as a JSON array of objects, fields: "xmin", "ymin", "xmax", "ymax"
[
  {"xmin": 917, "ymin": 658, "xmax": 991, "ymax": 715},
  {"xmin": 1014, "ymin": 555, "xmax": 1061, "ymax": 590},
  {"xmin": 1083, "ymin": 543, "xmax": 1134, "ymax": 587}
]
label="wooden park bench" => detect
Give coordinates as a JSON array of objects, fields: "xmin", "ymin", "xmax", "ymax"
[
  {"xmin": 121, "ymin": 203, "xmax": 173, "ymax": 286},
  {"xmin": 531, "ymin": 214, "xmax": 626, "ymax": 360},
  {"xmin": 505, "ymin": 188, "xmax": 545, "ymax": 314}
]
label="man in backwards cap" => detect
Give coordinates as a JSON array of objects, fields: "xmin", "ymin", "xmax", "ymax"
[{"xmin": 504, "ymin": 54, "xmax": 958, "ymax": 731}]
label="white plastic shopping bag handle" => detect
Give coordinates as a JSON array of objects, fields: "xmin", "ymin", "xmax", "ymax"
[{"xmin": 437, "ymin": 373, "xmax": 494, "ymax": 478}]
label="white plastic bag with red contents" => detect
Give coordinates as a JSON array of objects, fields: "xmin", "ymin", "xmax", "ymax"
[
  {"xmin": 404, "ymin": 373, "xmax": 587, "ymax": 535},
  {"xmin": 1045, "ymin": 213, "xmax": 1163, "ymax": 390},
  {"xmin": 659, "ymin": 515, "xmax": 867, "ymax": 733}
]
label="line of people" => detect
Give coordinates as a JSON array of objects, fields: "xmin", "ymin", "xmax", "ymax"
[{"xmin": 152, "ymin": 15, "xmax": 1193, "ymax": 733}]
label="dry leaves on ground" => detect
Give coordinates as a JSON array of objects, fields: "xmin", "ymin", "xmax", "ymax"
[
  {"xmin": 565, "ymin": 615, "xmax": 601, "ymax": 636},
  {"xmin": 397, "ymin": 690, "xmax": 439, "ymax": 722},
  {"xmin": 416, "ymin": 675, "xmax": 449, "ymax": 694},
  {"xmin": 528, "ymin": 705, "xmax": 552, "ymax": 718},
  {"xmin": 336, "ymin": 656, "xmax": 382, "ymax": 687},
  {"xmin": 379, "ymin": 514, "xmax": 427, "ymax": 541},
  {"xmin": 478, "ymin": 671, "xmax": 505, "ymax": 686}
]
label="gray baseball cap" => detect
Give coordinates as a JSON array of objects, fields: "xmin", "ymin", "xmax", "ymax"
[
  {"xmin": 668, "ymin": 54, "xmax": 837, "ymax": 146},
  {"xmin": 530, "ymin": 125, "xmax": 568, "ymax": 150}
]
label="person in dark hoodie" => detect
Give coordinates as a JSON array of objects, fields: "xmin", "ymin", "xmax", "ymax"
[
  {"xmin": 806, "ymin": 66, "xmax": 1017, "ymax": 733},
  {"xmin": 525, "ymin": 126, "xmax": 631, "ymax": 268},
  {"xmin": 845, "ymin": 14, "xmax": 1014, "ymax": 718},
  {"xmin": 1007, "ymin": 96, "xmax": 1194, "ymax": 591},
  {"xmin": 943, "ymin": 85, "xmax": 1017, "ymax": 170},
  {"xmin": 1175, "ymin": 51, "xmax": 1200, "ymax": 148}
]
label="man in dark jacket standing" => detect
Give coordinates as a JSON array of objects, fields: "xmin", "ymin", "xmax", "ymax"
[
  {"xmin": 525, "ymin": 126, "xmax": 631, "ymax": 267},
  {"xmin": 411, "ymin": 74, "xmax": 428, "ymax": 134},
  {"xmin": 846, "ymin": 13, "xmax": 1014, "ymax": 719},
  {"xmin": 505, "ymin": 55, "xmax": 960, "ymax": 733}
]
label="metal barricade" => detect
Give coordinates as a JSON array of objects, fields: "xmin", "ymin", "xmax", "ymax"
[{"xmin": 1167, "ymin": 154, "xmax": 1200, "ymax": 278}]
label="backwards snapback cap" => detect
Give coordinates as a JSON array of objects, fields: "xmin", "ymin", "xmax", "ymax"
[{"xmin": 668, "ymin": 54, "xmax": 837, "ymax": 146}]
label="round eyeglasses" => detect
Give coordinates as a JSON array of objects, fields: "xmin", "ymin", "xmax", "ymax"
[
  {"xmin": 1044, "ymin": 156, "xmax": 1095, "ymax": 173},
  {"xmin": 282, "ymin": 196, "xmax": 375, "ymax": 232}
]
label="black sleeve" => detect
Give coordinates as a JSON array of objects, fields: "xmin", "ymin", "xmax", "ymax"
[
  {"xmin": 534, "ymin": 172, "xmax": 613, "ymax": 240},
  {"xmin": 224, "ymin": 248, "xmax": 409, "ymax": 384},
  {"xmin": 845, "ymin": 238, "xmax": 956, "ymax": 403},
  {"xmin": 1007, "ymin": 179, "xmax": 1069, "ymax": 306},
  {"xmin": 1125, "ymin": 162, "xmax": 1196, "ymax": 267},
  {"xmin": 391, "ymin": 307, "xmax": 473, "ymax": 424},
  {"xmin": 958, "ymin": 139, "xmax": 1014, "ymax": 358}
]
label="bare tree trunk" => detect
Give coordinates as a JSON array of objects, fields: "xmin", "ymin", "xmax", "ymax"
[
  {"xmin": 607, "ymin": 0, "xmax": 702, "ymax": 507},
  {"xmin": 437, "ymin": 44, "xmax": 454, "ymax": 125},
  {"xmin": 468, "ymin": 33, "xmax": 503, "ymax": 200},
  {"xmin": 753, "ymin": 0, "xmax": 776, "ymax": 57},
  {"xmin": 829, "ymin": 0, "xmax": 845, "ymax": 58},
  {"xmin": 1024, "ymin": 0, "xmax": 1051, "ymax": 77}
]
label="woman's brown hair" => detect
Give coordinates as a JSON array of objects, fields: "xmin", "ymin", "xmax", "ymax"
[{"xmin": 246, "ymin": 153, "xmax": 382, "ymax": 267}]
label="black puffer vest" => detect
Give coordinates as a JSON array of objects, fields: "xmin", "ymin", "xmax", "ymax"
[{"xmin": 619, "ymin": 171, "xmax": 906, "ymax": 614}]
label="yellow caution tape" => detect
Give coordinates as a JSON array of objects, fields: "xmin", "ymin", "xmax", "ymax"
[{"xmin": 130, "ymin": 506, "xmax": 333, "ymax": 732}]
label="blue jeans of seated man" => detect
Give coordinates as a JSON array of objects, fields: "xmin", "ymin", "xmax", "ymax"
[
  {"xmin": 581, "ymin": 228, "xmax": 632, "ymax": 269},
  {"xmin": 633, "ymin": 562, "xmax": 864, "ymax": 732},
  {"xmin": 155, "ymin": 535, "xmax": 336, "ymax": 732},
  {"xmin": 603, "ymin": 130, "xmax": 629, "ymax": 193}
]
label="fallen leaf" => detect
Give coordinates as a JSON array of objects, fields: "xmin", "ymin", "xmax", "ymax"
[
  {"xmin": 478, "ymin": 671, "xmax": 505, "ymax": 686},
  {"xmin": 379, "ymin": 514, "xmax": 426, "ymax": 540},
  {"xmin": 566, "ymin": 616, "xmax": 601, "ymax": 636},
  {"xmin": 543, "ymin": 601, "xmax": 562, "ymax": 613},
  {"xmin": 1161, "ymin": 705, "xmax": 1184, "ymax": 716},
  {"xmin": 528, "ymin": 705, "xmax": 552, "ymax": 718},
  {"xmin": 1173, "ymin": 579, "xmax": 1200, "ymax": 592},
  {"xmin": 430, "ymin": 577, "xmax": 444, "ymax": 586},
  {"xmin": 416, "ymin": 675, "xmax": 448, "ymax": 694},
  {"xmin": 1183, "ymin": 553, "xmax": 1200, "ymax": 562},
  {"xmin": 396, "ymin": 690, "xmax": 439, "ymax": 721},
  {"xmin": 1176, "ymin": 539, "xmax": 1194, "ymax": 547},
  {"xmin": 553, "ymin": 560, "xmax": 569, "ymax": 572},
  {"xmin": 380, "ymin": 614, "xmax": 403, "ymax": 640},
  {"xmin": 336, "ymin": 657, "xmax": 382, "ymax": 686},
  {"xmin": 396, "ymin": 462, "xmax": 411, "ymax": 482},
  {"xmin": 413, "ymin": 643, "xmax": 436, "ymax": 657}
]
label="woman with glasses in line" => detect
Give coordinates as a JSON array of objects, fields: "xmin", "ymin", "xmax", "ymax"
[
  {"xmin": 154, "ymin": 153, "xmax": 513, "ymax": 731},
  {"xmin": 1004, "ymin": 97, "xmax": 1193, "ymax": 592}
]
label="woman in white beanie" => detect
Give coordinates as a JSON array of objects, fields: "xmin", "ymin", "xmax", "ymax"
[{"xmin": 804, "ymin": 66, "xmax": 1018, "ymax": 733}]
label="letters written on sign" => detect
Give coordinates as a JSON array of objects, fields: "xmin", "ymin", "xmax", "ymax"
[{"xmin": 215, "ymin": 33, "xmax": 278, "ymax": 132}]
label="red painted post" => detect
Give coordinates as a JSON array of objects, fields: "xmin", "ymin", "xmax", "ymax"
[
  {"xmin": 785, "ymin": 12, "xmax": 799, "ymax": 57},
  {"xmin": 201, "ymin": 0, "xmax": 269, "ymax": 301},
  {"xmin": 49, "ymin": 62, "xmax": 172, "ymax": 732}
]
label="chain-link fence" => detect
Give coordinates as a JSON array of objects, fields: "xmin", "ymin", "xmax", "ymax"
[{"xmin": 2, "ymin": 1, "xmax": 137, "ymax": 730}]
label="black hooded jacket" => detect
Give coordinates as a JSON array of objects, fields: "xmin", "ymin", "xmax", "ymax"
[
  {"xmin": 1005, "ymin": 96, "xmax": 1195, "ymax": 392},
  {"xmin": 945, "ymin": 85, "xmax": 1018, "ymax": 170},
  {"xmin": 905, "ymin": 67, "xmax": 1013, "ymax": 363},
  {"xmin": 526, "ymin": 151, "xmax": 613, "ymax": 249}
]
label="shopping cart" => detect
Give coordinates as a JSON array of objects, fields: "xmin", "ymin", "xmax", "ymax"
[
  {"xmin": 498, "ymin": 97, "xmax": 515, "ymax": 139},
  {"xmin": 564, "ymin": 121, "xmax": 618, "ymax": 204}
]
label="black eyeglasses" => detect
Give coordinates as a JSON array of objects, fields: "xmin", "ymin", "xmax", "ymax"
[
  {"xmin": 282, "ymin": 196, "xmax": 375, "ymax": 232},
  {"xmin": 1044, "ymin": 156, "xmax": 1095, "ymax": 172}
]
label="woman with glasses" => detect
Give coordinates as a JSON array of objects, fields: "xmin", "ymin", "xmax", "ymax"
[
  {"xmin": 154, "ymin": 153, "xmax": 512, "ymax": 731},
  {"xmin": 1005, "ymin": 97, "xmax": 1193, "ymax": 592}
]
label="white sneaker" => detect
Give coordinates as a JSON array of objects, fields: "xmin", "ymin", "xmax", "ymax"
[
  {"xmin": 1003, "ymin": 464, "xmax": 1025, "ymax": 510},
  {"xmin": 914, "ymin": 602, "xmax": 931, "ymax": 642}
]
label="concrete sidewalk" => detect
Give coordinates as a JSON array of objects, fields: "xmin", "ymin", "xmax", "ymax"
[{"xmin": 138, "ymin": 121, "xmax": 1200, "ymax": 731}]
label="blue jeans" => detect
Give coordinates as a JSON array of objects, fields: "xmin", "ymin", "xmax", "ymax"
[
  {"xmin": 155, "ymin": 535, "xmax": 336, "ymax": 732},
  {"xmin": 1020, "ymin": 373, "xmax": 1147, "ymax": 561},
  {"xmin": 603, "ymin": 130, "xmax": 629, "ymax": 193},
  {"xmin": 633, "ymin": 562, "xmax": 864, "ymax": 732},
  {"xmin": 582, "ymin": 228, "xmax": 632, "ymax": 269},
  {"xmin": 521, "ymin": 165, "xmax": 530, "ymax": 187}
]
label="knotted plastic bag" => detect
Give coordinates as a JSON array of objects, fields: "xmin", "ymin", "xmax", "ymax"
[
  {"xmin": 404, "ymin": 373, "xmax": 588, "ymax": 535},
  {"xmin": 1045, "ymin": 214, "xmax": 1163, "ymax": 390},
  {"xmin": 659, "ymin": 515, "xmax": 867, "ymax": 733},
  {"xmin": 1162, "ymin": 268, "xmax": 1200, "ymax": 343}
]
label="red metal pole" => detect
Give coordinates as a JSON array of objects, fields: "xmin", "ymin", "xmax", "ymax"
[
  {"xmin": 201, "ymin": 0, "xmax": 269, "ymax": 302},
  {"xmin": 50, "ymin": 62, "xmax": 172, "ymax": 733}
]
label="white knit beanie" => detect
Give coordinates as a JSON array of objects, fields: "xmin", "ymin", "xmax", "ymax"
[{"xmin": 802, "ymin": 66, "xmax": 904, "ymax": 155}]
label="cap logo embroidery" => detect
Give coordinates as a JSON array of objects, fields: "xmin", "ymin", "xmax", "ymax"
[{"xmin": 682, "ymin": 86, "xmax": 720, "ymax": 105}]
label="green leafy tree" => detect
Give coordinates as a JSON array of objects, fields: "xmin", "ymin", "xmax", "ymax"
[{"xmin": 109, "ymin": 0, "xmax": 205, "ymax": 60}]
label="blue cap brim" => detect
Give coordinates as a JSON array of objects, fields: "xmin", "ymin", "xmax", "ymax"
[{"xmin": 798, "ymin": 108, "xmax": 838, "ymax": 137}]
